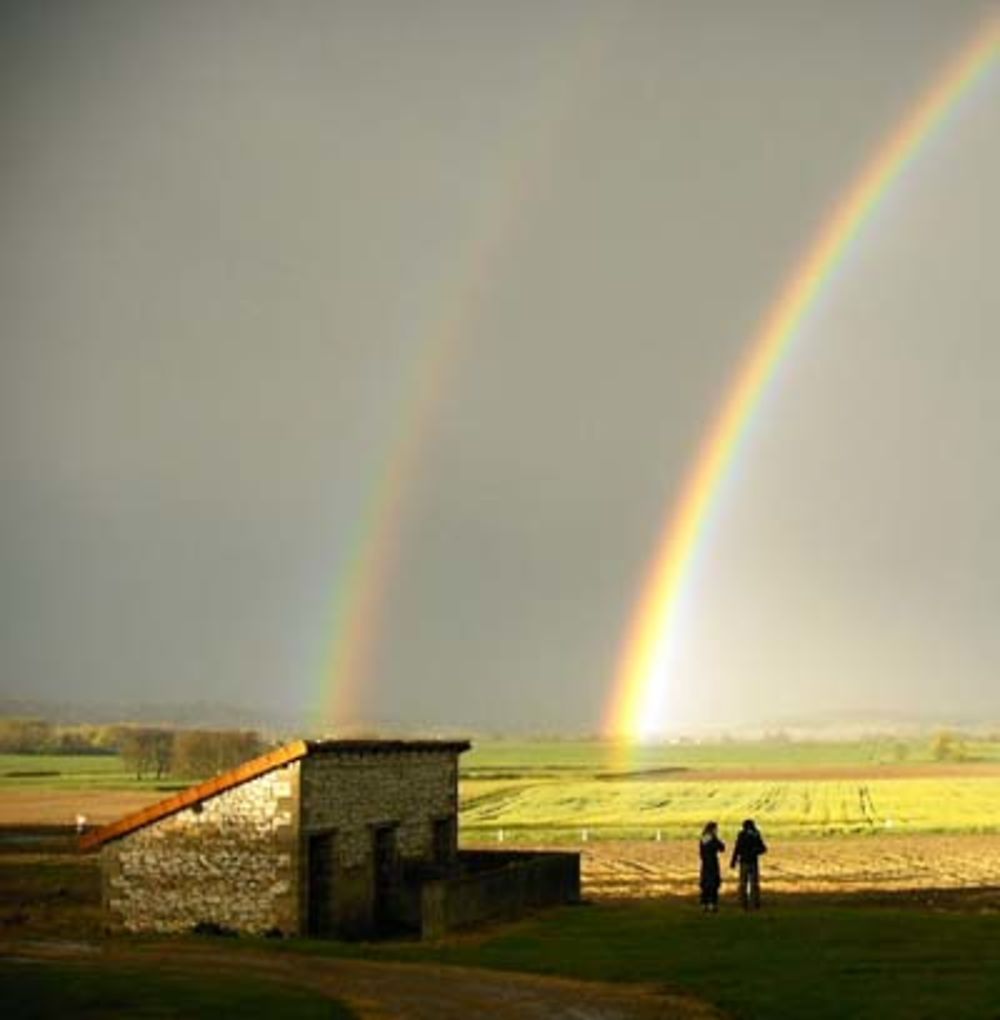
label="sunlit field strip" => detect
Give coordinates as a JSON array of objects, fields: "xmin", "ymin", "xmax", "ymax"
[
  {"xmin": 0, "ymin": 754, "xmax": 187, "ymax": 791},
  {"xmin": 459, "ymin": 776, "xmax": 1000, "ymax": 839},
  {"xmin": 461, "ymin": 739, "xmax": 1000, "ymax": 774}
]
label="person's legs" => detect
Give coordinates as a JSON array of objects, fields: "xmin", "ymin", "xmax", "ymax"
[
  {"xmin": 738, "ymin": 862, "xmax": 750, "ymax": 910},
  {"xmin": 749, "ymin": 861, "xmax": 761, "ymax": 909}
]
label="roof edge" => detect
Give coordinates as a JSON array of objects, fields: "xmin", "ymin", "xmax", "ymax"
[
  {"xmin": 78, "ymin": 737, "xmax": 471, "ymax": 852},
  {"xmin": 304, "ymin": 739, "xmax": 471, "ymax": 754},
  {"xmin": 78, "ymin": 740, "xmax": 309, "ymax": 851}
]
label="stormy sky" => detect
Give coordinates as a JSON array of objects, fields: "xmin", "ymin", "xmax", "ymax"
[{"xmin": 1, "ymin": 1, "xmax": 997, "ymax": 734}]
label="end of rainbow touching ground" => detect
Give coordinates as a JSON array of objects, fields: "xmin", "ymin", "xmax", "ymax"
[{"xmin": 600, "ymin": 13, "xmax": 998, "ymax": 771}]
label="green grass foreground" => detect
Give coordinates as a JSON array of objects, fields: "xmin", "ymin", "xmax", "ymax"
[
  {"xmin": 284, "ymin": 897, "xmax": 1000, "ymax": 1020},
  {"xmin": 0, "ymin": 959, "xmax": 355, "ymax": 1019}
]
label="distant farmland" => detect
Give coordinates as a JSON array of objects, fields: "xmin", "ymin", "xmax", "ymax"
[
  {"xmin": 459, "ymin": 738, "xmax": 1000, "ymax": 841},
  {"xmin": 461, "ymin": 737, "xmax": 1000, "ymax": 774},
  {"xmin": 459, "ymin": 774, "xmax": 1000, "ymax": 841},
  {"xmin": 457, "ymin": 739, "xmax": 1000, "ymax": 898},
  {"xmin": 4, "ymin": 738, "xmax": 1000, "ymax": 841}
]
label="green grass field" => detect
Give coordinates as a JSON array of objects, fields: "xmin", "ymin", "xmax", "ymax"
[
  {"xmin": 462, "ymin": 737, "xmax": 1000, "ymax": 775},
  {"xmin": 279, "ymin": 896, "xmax": 1000, "ymax": 1020},
  {"xmin": 4, "ymin": 735, "xmax": 997, "ymax": 787},
  {"xmin": 0, "ymin": 960, "xmax": 354, "ymax": 1019},
  {"xmin": 0, "ymin": 754, "xmax": 187, "ymax": 791},
  {"xmin": 455, "ymin": 898, "xmax": 1000, "ymax": 1020}
]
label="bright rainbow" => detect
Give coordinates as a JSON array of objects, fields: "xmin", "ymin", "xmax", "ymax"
[{"xmin": 605, "ymin": 18, "xmax": 998, "ymax": 741}]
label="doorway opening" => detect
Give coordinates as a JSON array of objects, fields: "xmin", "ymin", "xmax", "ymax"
[
  {"xmin": 372, "ymin": 823, "xmax": 399, "ymax": 933},
  {"xmin": 307, "ymin": 830, "xmax": 336, "ymax": 936}
]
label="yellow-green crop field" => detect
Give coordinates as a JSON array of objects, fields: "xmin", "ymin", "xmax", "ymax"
[
  {"xmin": 459, "ymin": 775, "xmax": 1000, "ymax": 840},
  {"xmin": 3, "ymin": 742, "xmax": 999, "ymax": 841}
]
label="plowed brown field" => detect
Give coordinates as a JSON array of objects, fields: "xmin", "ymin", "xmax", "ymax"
[{"xmin": 564, "ymin": 834, "xmax": 1000, "ymax": 898}]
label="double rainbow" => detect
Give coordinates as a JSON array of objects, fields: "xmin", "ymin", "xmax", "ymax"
[{"xmin": 605, "ymin": 18, "xmax": 998, "ymax": 741}]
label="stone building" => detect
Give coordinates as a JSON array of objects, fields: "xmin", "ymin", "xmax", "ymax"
[
  {"xmin": 81, "ymin": 738, "xmax": 580, "ymax": 939},
  {"xmin": 81, "ymin": 739, "xmax": 469, "ymax": 937}
]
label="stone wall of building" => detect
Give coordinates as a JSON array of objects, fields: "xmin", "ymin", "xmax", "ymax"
[
  {"xmin": 300, "ymin": 749, "xmax": 458, "ymax": 935},
  {"xmin": 102, "ymin": 761, "xmax": 300, "ymax": 934}
]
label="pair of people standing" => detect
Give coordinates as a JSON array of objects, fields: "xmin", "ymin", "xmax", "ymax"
[{"xmin": 699, "ymin": 819, "xmax": 767, "ymax": 911}]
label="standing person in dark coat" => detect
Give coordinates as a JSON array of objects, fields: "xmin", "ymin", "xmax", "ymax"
[
  {"xmin": 698, "ymin": 821, "xmax": 726, "ymax": 912},
  {"xmin": 730, "ymin": 818, "xmax": 767, "ymax": 910}
]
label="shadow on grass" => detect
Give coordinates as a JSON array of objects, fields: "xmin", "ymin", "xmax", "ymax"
[
  {"xmin": 0, "ymin": 959, "xmax": 355, "ymax": 1019},
  {"xmin": 264, "ymin": 892, "xmax": 1000, "ymax": 1020}
]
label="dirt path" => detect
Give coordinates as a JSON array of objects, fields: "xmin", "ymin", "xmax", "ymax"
[{"xmin": 1, "ymin": 939, "xmax": 721, "ymax": 1020}]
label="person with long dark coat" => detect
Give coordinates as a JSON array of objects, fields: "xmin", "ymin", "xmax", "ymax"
[
  {"xmin": 698, "ymin": 821, "xmax": 726, "ymax": 912},
  {"xmin": 730, "ymin": 818, "xmax": 767, "ymax": 910}
]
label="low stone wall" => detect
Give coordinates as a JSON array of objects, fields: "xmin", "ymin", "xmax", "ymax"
[{"xmin": 420, "ymin": 850, "xmax": 580, "ymax": 939}]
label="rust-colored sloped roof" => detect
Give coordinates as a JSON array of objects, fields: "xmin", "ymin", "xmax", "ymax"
[
  {"xmin": 78, "ymin": 737, "xmax": 470, "ymax": 851},
  {"xmin": 78, "ymin": 740, "xmax": 309, "ymax": 851}
]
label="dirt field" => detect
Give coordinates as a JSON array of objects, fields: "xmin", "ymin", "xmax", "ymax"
[
  {"xmin": 0, "ymin": 789, "xmax": 160, "ymax": 827},
  {"xmin": 567, "ymin": 834, "xmax": 1000, "ymax": 898}
]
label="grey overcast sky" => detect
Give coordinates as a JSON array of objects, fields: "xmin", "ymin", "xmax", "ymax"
[{"xmin": 1, "ymin": 1, "xmax": 997, "ymax": 733}]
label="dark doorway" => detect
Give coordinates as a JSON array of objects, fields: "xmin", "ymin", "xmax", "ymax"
[
  {"xmin": 307, "ymin": 831, "xmax": 336, "ymax": 936},
  {"xmin": 433, "ymin": 816, "xmax": 456, "ymax": 869},
  {"xmin": 372, "ymin": 824, "xmax": 399, "ymax": 933}
]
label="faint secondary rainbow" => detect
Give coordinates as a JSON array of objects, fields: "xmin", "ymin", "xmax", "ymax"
[
  {"xmin": 319, "ymin": 327, "xmax": 457, "ymax": 730},
  {"xmin": 318, "ymin": 22, "xmax": 611, "ymax": 730},
  {"xmin": 605, "ymin": 18, "xmax": 999, "ymax": 742}
]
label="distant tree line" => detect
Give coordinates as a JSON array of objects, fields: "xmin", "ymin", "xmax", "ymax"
[
  {"xmin": 0, "ymin": 717, "xmax": 267, "ymax": 779},
  {"xmin": 119, "ymin": 727, "xmax": 265, "ymax": 780},
  {"xmin": 0, "ymin": 718, "xmax": 120, "ymax": 755},
  {"xmin": 930, "ymin": 729, "xmax": 969, "ymax": 762}
]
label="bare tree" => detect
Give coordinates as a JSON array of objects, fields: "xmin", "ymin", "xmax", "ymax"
[
  {"xmin": 118, "ymin": 727, "xmax": 174, "ymax": 779},
  {"xmin": 172, "ymin": 729, "xmax": 264, "ymax": 778}
]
